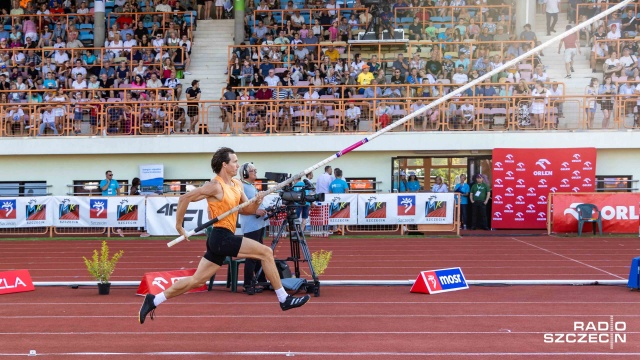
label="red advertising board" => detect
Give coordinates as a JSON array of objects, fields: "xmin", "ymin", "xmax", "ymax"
[
  {"xmin": 136, "ymin": 269, "xmax": 207, "ymax": 296},
  {"xmin": 0, "ymin": 269, "xmax": 35, "ymax": 295},
  {"xmin": 491, "ymin": 148, "xmax": 597, "ymax": 229},
  {"xmin": 551, "ymin": 193, "xmax": 640, "ymax": 233}
]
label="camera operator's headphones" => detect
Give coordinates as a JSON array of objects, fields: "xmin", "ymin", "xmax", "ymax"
[{"xmin": 241, "ymin": 162, "xmax": 253, "ymax": 179}]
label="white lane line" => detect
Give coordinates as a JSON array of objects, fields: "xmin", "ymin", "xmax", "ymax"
[
  {"xmin": 511, "ymin": 238, "xmax": 626, "ymax": 279},
  {"xmin": 1, "ymin": 351, "xmax": 640, "ymax": 357},
  {"xmin": 2, "ymin": 314, "xmax": 640, "ymax": 319},
  {"xmin": 1, "ymin": 331, "xmax": 640, "ymax": 335},
  {"xmin": 1, "ymin": 301, "xmax": 637, "ymax": 305}
]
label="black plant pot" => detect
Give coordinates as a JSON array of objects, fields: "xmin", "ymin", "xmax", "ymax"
[{"xmin": 97, "ymin": 282, "xmax": 111, "ymax": 295}]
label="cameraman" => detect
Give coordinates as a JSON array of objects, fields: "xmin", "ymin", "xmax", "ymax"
[
  {"xmin": 293, "ymin": 172, "xmax": 314, "ymax": 231},
  {"xmin": 238, "ymin": 162, "xmax": 268, "ymax": 295}
]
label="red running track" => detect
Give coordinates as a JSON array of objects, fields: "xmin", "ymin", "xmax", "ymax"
[
  {"xmin": 0, "ymin": 285, "xmax": 639, "ymax": 358},
  {"xmin": 0, "ymin": 236, "xmax": 633, "ymax": 282}
]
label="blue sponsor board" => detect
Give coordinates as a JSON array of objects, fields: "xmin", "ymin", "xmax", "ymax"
[{"xmin": 411, "ymin": 267, "xmax": 468, "ymax": 294}]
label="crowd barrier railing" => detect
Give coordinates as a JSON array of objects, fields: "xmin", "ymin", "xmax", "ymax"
[
  {"xmin": 576, "ymin": 2, "xmax": 639, "ymax": 30},
  {"xmin": 4, "ymin": 92, "xmax": 639, "ymax": 137},
  {"xmin": 252, "ymin": 7, "xmax": 369, "ymax": 30}
]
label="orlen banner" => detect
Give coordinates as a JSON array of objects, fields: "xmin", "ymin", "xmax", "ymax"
[
  {"xmin": 492, "ymin": 148, "xmax": 596, "ymax": 229},
  {"xmin": 551, "ymin": 193, "xmax": 640, "ymax": 233}
]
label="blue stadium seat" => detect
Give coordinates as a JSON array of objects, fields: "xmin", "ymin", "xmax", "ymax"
[
  {"xmin": 78, "ymin": 24, "xmax": 94, "ymax": 30},
  {"xmin": 431, "ymin": 16, "xmax": 443, "ymax": 22},
  {"xmin": 401, "ymin": 17, "xmax": 413, "ymax": 24}
]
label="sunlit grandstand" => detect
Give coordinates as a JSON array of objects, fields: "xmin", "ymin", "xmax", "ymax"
[{"xmin": 0, "ymin": 0, "xmax": 638, "ymax": 197}]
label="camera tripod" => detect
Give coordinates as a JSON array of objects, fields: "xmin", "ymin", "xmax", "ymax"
[{"xmin": 255, "ymin": 204, "xmax": 320, "ymax": 297}]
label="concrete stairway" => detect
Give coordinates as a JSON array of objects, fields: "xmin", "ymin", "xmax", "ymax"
[{"xmin": 181, "ymin": 19, "xmax": 234, "ymax": 132}]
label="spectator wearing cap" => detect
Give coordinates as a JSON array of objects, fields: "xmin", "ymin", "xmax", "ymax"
[
  {"xmin": 356, "ymin": 64, "xmax": 374, "ymax": 94},
  {"xmin": 494, "ymin": 26, "xmax": 509, "ymax": 42}
]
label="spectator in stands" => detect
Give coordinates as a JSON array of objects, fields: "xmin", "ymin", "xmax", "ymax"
[
  {"xmin": 599, "ymin": 76, "xmax": 616, "ymax": 129},
  {"xmin": 530, "ymin": 81, "xmax": 548, "ymax": 128},
  {"xmin": 545, "ymin": 0, "xmax": 560, "ymax": 36},
  {"xmin": 479, "ymin": 26, "xmax": 493, "ymax": 41},
  {"xmin": 186, "ymin": 80, "xmax": 202, "ymax": 134},
  {"xmin": 393, "ymin": 53, "xmax": 409, "ymax": 78},
  {"xmin": 532, "ymin": 65, "xmax": 549, "ymax": 83},
  {"xmin": 585, "ymin": 78, "xmax": 599, "ymax": 129},
  {"xmin": 513, "ymin": 79, "xmax": 531, "ymax": 126},
  {"xmin": 164, "ymin": 70, "xmax": 183, "ymax": 99},
  {"xmin": 364, "ymin": 79, "xmax": 382, "ymax": 99},
  {"xmin": 620, "ymin": 47, "xmax": 637, "ymax": 77},
  {"xmin": 603, "ymin": 51, "xmax": 622, "ymax": 78},
  {"xmin": 38, "ymin": 105, "xmax": 59, "ymax": 136},
  {"xmin": 557, "ymin": 24, "xmax": 580, "ymax": 79}
]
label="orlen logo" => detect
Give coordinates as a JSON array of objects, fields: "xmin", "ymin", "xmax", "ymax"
[
  {"xmin": 494, "ymin": 179, "xmax": 504, "ymax": 188},
  {"xmin": 494, "ymin": 162, "xmax": 503, "ymax": 171},
  {"xmin": 538, "ymin": 179, "xmax": 548, "ymax": 188},
  {"xmin": 572, "ymin": 153, "xmax": 582, "ymax": 163},
  {"xmin": 549, "ymin": 187, "xmax": 558, "ymax": 193},
  {"xmin": 564, "ymin": 203, "xmax": 639, "ymax": 221},
  {"xmin": 527, "ymin": 187, "xmax": 537, "ymax": 197},
  {"xmin": 505, "ymin": 154, "xmax": 515, "ymax": 163},
  {"xmin": 537, "ymin": 195, "xmax": 547, "ymax": 205},
  {"xmin": 493, "ymin": 211, "xmax": 503, "ymax": 221},
  {"xmin": 583, "ymin": 178, "xmax": 593, "ymax": 187},
  {"xmin": 516, "ymin": 162, "xmax": 526, "ymax": 172},
  {"xmin": 535, "ymin": 159, "xmax": 551, "ymax": 170},
  {"xmin": 515, "ymin": 212, "xmax": 525, "ymax": 221},
  {"xmin": 571, "ymin": 170, "xmax": 582, "ymax": 180},
  {"xmin": 493, "ymin": 195, "xmax": 503, "ymax": 204},
  {"xmin": 526, "ymin": 204, "xmax": 536, "ymax": 213},
  {"xmin": 516, "ymin": 179, "xmax": 526, "ymax": 188},
  {"xmin": 515, "ymin": 196, "xmax": 525, "ymax": 205},
  {"xmin": 537, "ymin": 212, "xmax": 547, "ymax": 221},
  {"xmin": 505, "ymin": 187, "xmax": 514, "ymax": 196},
  {"xmin": 560, "ymin": 179, "xmax": 571, "ymax": 188},
  {"xmin": 560, "ymin": 161, "xmax": 571, "ymax": 171},
  {"xmin": 504, "ymin": 204, "xmax": 514, "ymax": 213},
  {"xmin": 583, "ymin": 161, "xmax": 593, "ymax": 170},
  {"xmin": 505, "ymin": 171, "xmax": 515, "ymax": 180},
  {"xmin": 572, "ymin": 187, "xmax": 581, "ymax": 193}
]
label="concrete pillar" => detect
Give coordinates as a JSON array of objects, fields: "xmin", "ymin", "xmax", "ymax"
[
  {"xmin": 94, "ymin": 0, "xmax": 106, "ymax": 50},
  {"xmin": 515, "ymin": 0, "xmax": 537, "ymax": 34},
  {"xmin": 234, "ymin": 0, "xmax": 245, "ymax": 45}
]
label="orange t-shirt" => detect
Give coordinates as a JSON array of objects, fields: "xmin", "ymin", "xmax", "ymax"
[{"xmin": 207, "ymin": 176, "xmax": 243, "ymax": 233}]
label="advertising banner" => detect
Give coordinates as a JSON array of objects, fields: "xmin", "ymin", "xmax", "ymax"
[
  {"xmin": 492, "ymin": 148, "xmax": 597, "ymax": 229},
  {"xmin": 0, "ymin": 197, "xmax": 53, "ymax": 228},
  {"xmin": 0, "ymin": 270, "xmax": 35, "ymax": 295},
  {"xmin": 146, "ymin": 196, "xmax": 209, "ymax": 236},
  {"xmin": 323, "ymin": 193, "xmax": 358, "ymax": 225},
  {"xmin": 51, "ymin": 196, "xmax": 145, "ymax": 228},
  {"xmin": 551, "ymin": 193, "xmax": 640, "ymax": 234},
  {"xmin": 357, "ymin": 193, "xmax": 455, "ymax": 225},
  {"xmin": 139, "ymin": 164, "xmax": 164, "ymax": 195}
]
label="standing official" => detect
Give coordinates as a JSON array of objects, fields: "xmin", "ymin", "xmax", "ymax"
[
  {"xmin": 238, "ymin": 162, "xmax": 268, "ymax": 295},
  {"xmin": 470, "ymin": 174, "xmax": 491, "ymax": 230}
]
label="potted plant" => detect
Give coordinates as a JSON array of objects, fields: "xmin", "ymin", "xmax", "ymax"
[{"xmin": 83, "ymin": 241, "xmax": 124, "ymax": 295}]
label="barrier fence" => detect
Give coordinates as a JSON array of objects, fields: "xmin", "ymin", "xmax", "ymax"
[
  {"xmin": 0, "ymin": 193, "xmax": 458, "ymax": 237},
  {"xmin": 576, "ymin": 2, "xmax": 640, "ymax": 30},
  {"xmin": 5, "ymin": 91, "xmax": 640, "ymax": 137}
]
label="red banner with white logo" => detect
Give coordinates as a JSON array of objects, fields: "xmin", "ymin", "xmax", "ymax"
[
  {"xmin": 551, "ymin": 193, "xmax": 640, "ymax": 233},
  {"xmin": 491, "ymin": 148, "xmax": 597, "ymax": 229},
  {"xmin": 0, "ymin": 270, "xmax": 35, "ymax": 295},
  {"xmin": 136, "ymin": 269, "xmax": 207, "ymax": 296}
]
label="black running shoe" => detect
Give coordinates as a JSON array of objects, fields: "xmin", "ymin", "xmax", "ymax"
[
  {"xmin": 280, "ymin": 295, "xmax": 311, "ymax": 311},
  {"xmin": 139, "ymin": 293, "xmax": 156, "ymax": 324}
]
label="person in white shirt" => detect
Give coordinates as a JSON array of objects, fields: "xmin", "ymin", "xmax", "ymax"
[
  {"xmin": 71, "ymin": 73, "xmax": 88, "ymax": 90},
  {"xmin": 619, "ymin": 47, "xmax": 637, "ymax": 77},
  {"xmin": 53, "ymin": 49, "xmax": 70, "ymax": 65},
  {"xmin": 531, "ymin": 65, "xmax": 549, "ymax": 83},
  {"xmin": 315, "ymin": 166, "xmax": 335, "ymax": 195},
  {"xmin": 179, "ymin": 35, "xmax": 192, "ymax": 54},
  {"xmin": 303, "ymin": 88, "xmax": 320, "ymax": 104},
  {"xmin": 431, "ymin": 176, "xmax": 449, "ymax": 193},
  {"xmin": 264, "ymin": 69, "xmax": 280, "ymax": 87},
  {"xmin": 547, "ymin": 83, "xmax": 564, "ymax": 122},
  {"xmin": 7, "ymin": 106, "xmax": 25, "ymax": 135},
  {"xmin": 606, "ymin": 23, "xmax": 621, "ymax": 40},
  {"xmin": 326, "ymin": 0, "xmax": 340, "ymax": 17},
  {"xmin": 603, "ymin": 51, "xmax": 622, "ymax": 77},
  {"xmin": 155, "ymin": 0, "xmax": 172, "ymax": 12},
  {"xmin": 123, "ymin": 33, "xmax": 137, "ymax": 52},
  {"xmin": 452, "ymin": 65, "xmax": 469, "ymax": 85},
  {"xmin": 460, "ymin": 100, "xmax": 475, "ymax": 124},
  {"xmin": 410, "ymin": 99, "xmax": 428, "ymax": 130},
  {"xmin": 39, "ymin": 106, "xmax": 59, "ymax": 135},
  {"xmin": 345, "ymin": 102, "xmax": 361, "ymax": 131},
  {"xmin": 545, "ymin": 0, "xmax": 560, "ymax": 36},
  {"xmin": 152, "ymin": 34, "xmax": 165, "ymax": 52},
  {"xmin": 530, "ymin": 80, "xmax": 548, "ymax": 129}
]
